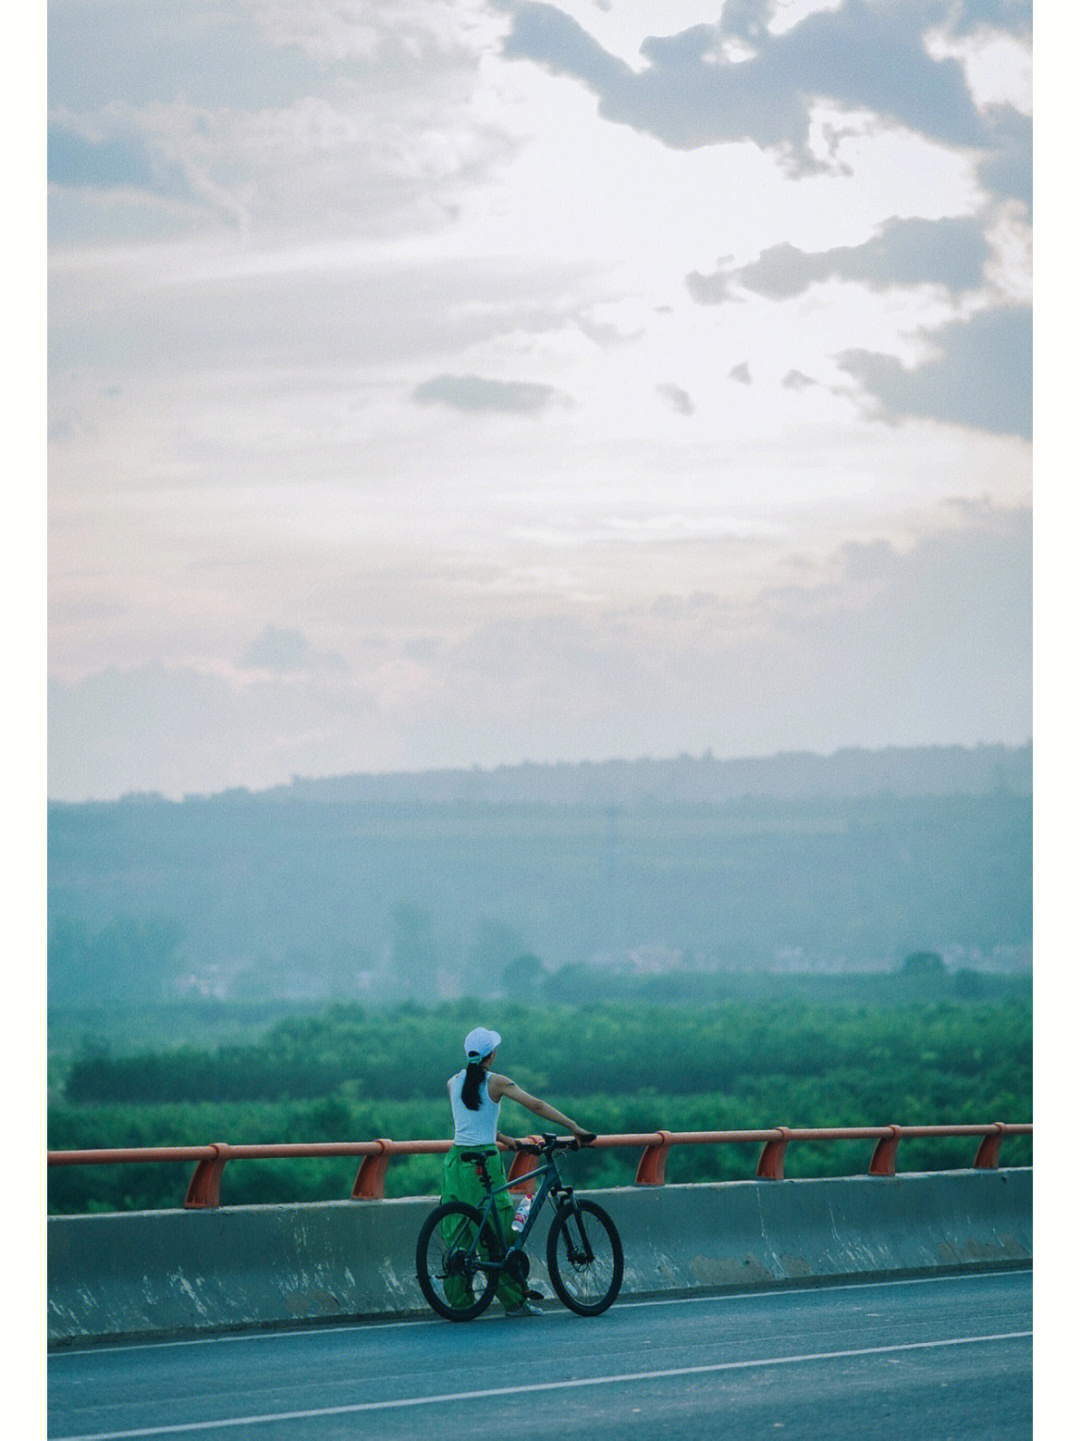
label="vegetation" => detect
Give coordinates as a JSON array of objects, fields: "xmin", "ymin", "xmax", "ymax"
[
  {"xmin": 48, "ymin": 770, "xmax": 1032, "ymax": 1006},
  {"xmin": 48, "ymin": 985, "xmax": 1032, "ymax": 1214}
]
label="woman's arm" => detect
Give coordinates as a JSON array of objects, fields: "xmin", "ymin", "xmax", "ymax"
[{"xmin": 488, "ymin": 1074, "xmax": 592, "ymax": 1138}]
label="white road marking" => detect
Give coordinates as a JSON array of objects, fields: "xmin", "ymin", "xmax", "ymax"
[{"xmin": 53, "ymin": 1329, "xmax": 1033, "ymax": 1440}]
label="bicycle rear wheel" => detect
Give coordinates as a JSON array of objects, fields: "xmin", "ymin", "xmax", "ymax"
[
  {"xmin": 416, "ymin": 1202, "xmax": 500, "ymax": 1320},
  {"xmin": 546, "ymin": 1198, "xmax": 623, "ymax": 1315}
]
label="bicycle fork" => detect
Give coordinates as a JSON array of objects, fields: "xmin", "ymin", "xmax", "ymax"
[{"xmin": 556, "ymin": 1194, "xmax": 597, "ymax": 1265}]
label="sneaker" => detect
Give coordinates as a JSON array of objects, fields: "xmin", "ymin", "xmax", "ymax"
[{"xmin": 503, "ymin": 1299, "xmax": 544, "ymax": 1317}]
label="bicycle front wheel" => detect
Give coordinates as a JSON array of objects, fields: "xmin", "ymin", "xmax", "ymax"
[
  {"xmin": 546, "ymin": 1198, "xmax": 623, "ymax": 1315},
  {"xmin": 416, "ymin": 1202, "xmax": 500, "ymax": 1321}
]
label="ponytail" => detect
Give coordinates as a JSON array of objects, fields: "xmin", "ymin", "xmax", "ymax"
[{"xmin": 461, "ymin": 1056, "xmax": 489, "ymax": 1110}]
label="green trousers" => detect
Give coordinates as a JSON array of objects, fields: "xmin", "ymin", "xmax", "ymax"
[{"xmin": 441, "ymin": 1145, "xmax": 526, "ymax": 1310}]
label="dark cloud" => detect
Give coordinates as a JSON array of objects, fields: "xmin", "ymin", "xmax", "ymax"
[
  {"xmin": 781, "ymin": 370, "xmax": 817, "ymax": 392},
  {"xmin": 685, "ymin": 263, "xmax": 740, "ymax": 306},
  {"xmin": 500, "ymin": 1, "xmax": 1023, "ymax": 178},
  {"xmin": 744, "ymin": 215, "xmax": 991, "ymax": 297},
  {"xmin": 977, "ymin": 109, "xmax": 1032, "ymax": 217},
  {"xmin": 687, "ymin": 214, "xmax": 995, "ymax": 309},
  {"xmin": 717, "ymin": 0, "xmax": 772, "ymax": 46},
  {"xmin": 945, "ymin": 1, "xmax": 1032, "ymax": 39},
  {"xmin": 412, "ymin": 374, "xmax": 558, "ymax": 414},
  {"xmin": 838, "ymin": 305, "xmax": 1031, "ymax": 439},
  {"xmin": 657, "ymin": 383, "xmax": 695, "ymax": 415},
  {"xmin": 577, "ymin": 315, "xmax": 644, "ymax": 345},
  {"xmin": 240, "ymin": 625, "xmax": 347, "ymax": 675}
]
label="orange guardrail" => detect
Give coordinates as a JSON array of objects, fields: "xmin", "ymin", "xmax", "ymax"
[{"xmin": 46, "ymin": 1122, "xmax": 1032, "ymax": 1209}]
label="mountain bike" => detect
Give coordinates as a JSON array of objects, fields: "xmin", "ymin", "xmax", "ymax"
[{"xmin": 416, "ymin": 1133, "xmax": 623, "ymax": 1320}]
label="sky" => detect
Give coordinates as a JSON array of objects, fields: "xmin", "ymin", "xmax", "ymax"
[{"xmin": 45, "ymin": 0, "xmax": 1034, "ymax": 801}]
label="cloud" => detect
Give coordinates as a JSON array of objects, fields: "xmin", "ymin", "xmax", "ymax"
[
  {"xmin": 428, "ymin": 504, "xmax": 1031, "ymax": 755},
  {"xmin": 684, "ymin": 261, "xmax": 741, "ymax": 306},
  {"xmin": 838, "ymin": 304, "xmax": 1031, "ymax": 439},
  {"xmin": 781, "ymin": 369, "xmax": 817, "ymax": 392},
  {"xmin": 239, "ymin": 625, "xmax": 347, "ymax": 674},
  {"xmin": 500, "ymin": 1, "xmax": 1026, "ymax": 181},
  {"xmin": 976, "ymin": 109, "xmax": 1032, "ymax": 217},
  {"xmin": 47, "ymin": 662, "xmax": 369, "ymax": 800},
  {"xmin": 656, "ymin": 383, "xmax": 695, "ymax": 415},
  {"xmin": 764, "ymin": 502, "xmax": 1031, "ymax": 744},
  {"xmin": 47, "ymin": 501, "xmax": 1031, "ymax": 799},
  {"xmin": 697, "ymin": 214, "xmax": 993, "ymax": 303},
  {"xmin": 412, "ymin": 373, "xmax": 559, "ymax": 414},
  {"xmin": 48, "ymin": 0, "xmax": 516, "ymax": 244},
  {"xmin": 729, "ymin": 362, "xmax": 752, "ymax": 385},
  {"xmin": 48, "ymin": 255, "xmax": 589, "ymax": 378}
]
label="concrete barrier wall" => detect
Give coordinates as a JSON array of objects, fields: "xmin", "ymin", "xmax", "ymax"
[{"xmin": 47, "ymin": 1169, "xmax": 1031, "ymax": 1347}]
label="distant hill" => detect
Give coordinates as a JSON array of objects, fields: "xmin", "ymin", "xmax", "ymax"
[
  {"xmin": 261, "ymin": 742, "xmax": 1031, "ymax": 807},
  {"xmin": 47, "ymin": 744, "xmax": 1032, "ymax": 1009}
]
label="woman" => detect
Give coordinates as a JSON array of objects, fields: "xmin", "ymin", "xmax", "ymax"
[{"xmin": 443, "ymin": 1025, "xmax": 595, "ymax": 1315}]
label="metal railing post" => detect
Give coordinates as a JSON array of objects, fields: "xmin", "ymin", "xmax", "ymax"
[
  {"xmin": 756, "ymin": 1128, "xmax": 790, "ymax": 1180},
  {"xmin": 869, "ymin": 1125, "xmax": 902, "ymax": 1176},
  {"xmin": 351, "ymin": 1140, "xmax": 393, "ymax": 1200},
  {"xmin": 635, "ymin": 1131, "xmax": 674, "ymax": 1185},
  {"xmin": 185, "ymin": 1143, "xmax": 229, "ymax": 1209},
  {"xmin": 974, "ymin": 1122, "xmax": 1006, "ymax": 1169},
  {"xmin": 507, "ymin": 1136, "xmax": 545, "ymax": 1193}
]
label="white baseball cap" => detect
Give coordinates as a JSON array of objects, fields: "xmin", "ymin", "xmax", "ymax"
[{"xmin": 464, "ymin": 1026, "xmax": 502, "ymax": 1059}]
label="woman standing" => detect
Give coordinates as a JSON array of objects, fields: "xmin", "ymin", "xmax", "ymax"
[{"xmin": 443, "ymin": 1025, "xmax": 595, "ymax": 1315}]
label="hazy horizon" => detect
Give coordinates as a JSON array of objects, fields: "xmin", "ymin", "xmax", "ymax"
[{"xmin": 47, "ymin": 737, "xmax": 1032, "ymax": 808}]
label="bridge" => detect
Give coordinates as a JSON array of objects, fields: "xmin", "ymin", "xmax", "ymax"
[{"xmin": 47, "ymin": 1124, "xmax": 1033, "ymax": 1439}]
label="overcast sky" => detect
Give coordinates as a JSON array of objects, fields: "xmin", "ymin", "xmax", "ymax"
[{"xmin": 46, "ymin": 0, "xmax": 1033, "ymax": 801}]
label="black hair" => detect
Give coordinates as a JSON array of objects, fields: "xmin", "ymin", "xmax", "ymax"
[{"xmin": 461, "ymin": 1056, "xmax": 489, "ymax": 1110}]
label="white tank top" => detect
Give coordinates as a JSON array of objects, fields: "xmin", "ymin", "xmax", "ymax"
[{"xmin": 449, "ymin": 1068, "xmax": 502, "ymax": 1146}]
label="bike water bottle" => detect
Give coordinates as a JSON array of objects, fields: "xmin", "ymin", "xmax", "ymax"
[{"xmin": 511, "ymin": 1194, "xmax": 532, "ymax": 1231}]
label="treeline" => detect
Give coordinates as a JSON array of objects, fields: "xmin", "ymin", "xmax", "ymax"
[
  {"xmin": 63, "ymin": 994, "xmax": 1031, "ymax": 1106},
  {"xmin": 49, "ymin": 994, "xmax": 1032, "ymax": 1213},
  {"xmin": 269, "ymin": 743, "xmax": 1033, "ymax": 805}
]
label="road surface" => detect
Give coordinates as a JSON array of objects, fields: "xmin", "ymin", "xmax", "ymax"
[{"xmin": 48, "ymin": 1268, "xmax": 1032, "ymax": 1441}]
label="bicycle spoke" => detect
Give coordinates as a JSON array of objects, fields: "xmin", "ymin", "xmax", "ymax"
[{"xmin": 560, "ymin": 1218, "xmax": 613, "ymax": 1301}]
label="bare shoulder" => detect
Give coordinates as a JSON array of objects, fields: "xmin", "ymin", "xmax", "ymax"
[{"xmin": 489, "ymin": 1073, "xmax": 537, "ymax": 1104}]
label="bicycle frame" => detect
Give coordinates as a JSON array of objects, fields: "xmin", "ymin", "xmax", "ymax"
[{"xmin": 465, "ymin": 1142, "xmax": 576, "ymax": 1271}]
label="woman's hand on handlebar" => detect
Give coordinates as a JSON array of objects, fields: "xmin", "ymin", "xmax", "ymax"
[{"xmin": 506, "ymin": 1136, "xmax": 542, "ymax": 1154}]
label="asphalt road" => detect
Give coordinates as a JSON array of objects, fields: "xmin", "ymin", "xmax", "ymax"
[{"xmin": 48, "ymin": 1269, "xmax": 1032, "ymax": 1441}]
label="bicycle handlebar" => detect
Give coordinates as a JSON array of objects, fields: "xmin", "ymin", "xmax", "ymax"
[{"xmin": 515, "ymin": 1132, "xmax": 597, "ymax": 1155}]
